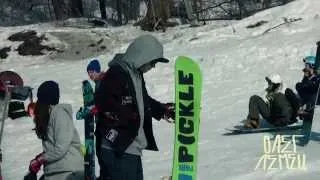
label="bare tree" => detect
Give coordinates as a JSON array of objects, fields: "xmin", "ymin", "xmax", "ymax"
[
  {"xmin": 136, "ymin": 0, "xmax": 176, "ymax": 31},
  {"xmin": 127, "ymin": 0, "xmax": 140, "ymax": 21},
  {"xmin": 51, "ymin": 0, "xmax": 70, "ymax": 20},
  {"xmin": 235, "ymin": 0, "xmax": 249, "ymax": 18},
  {"xmin": 262, "ymin": 0, "xmax": 272, "ymax": 9},
  {"xmin": 69, "ymin": 0, "xmax": 84, "ymax": 17},
  {"xmin": 184, "ymin": 0, "xmax": 200, "ymax": 26},
  {"xmin": 98, "ymin": 0, "xmax": 107, "ymax": 19}
]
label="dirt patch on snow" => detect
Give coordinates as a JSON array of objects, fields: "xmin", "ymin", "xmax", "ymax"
[
  {"xmin": 8, "ymin": 30, "xmax": 56, "ymax": 56},
  {"xmin": 47, "ymin": 31, "xmax": 116, "ymax": 60}
]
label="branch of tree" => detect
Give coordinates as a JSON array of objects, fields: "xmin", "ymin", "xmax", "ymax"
[
  {"xmin": 196, "ymin": 1, "xmax": 232, "ymax": 14},
  {"xmin": 262, "ymin": 17, "xmax": 302, "ymax": 35},
  {"xmin": 218, "ymin": 3, "xmax": 233, "ymax": 17}
]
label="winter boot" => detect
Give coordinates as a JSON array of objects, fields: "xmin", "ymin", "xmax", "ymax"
[{"xmin": 244, "ymin": 118, "xmax": 260, "ymax": 129}]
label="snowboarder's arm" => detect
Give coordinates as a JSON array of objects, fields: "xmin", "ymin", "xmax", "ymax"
[{"xmin": 149, "ymin": 96, "xmax": 166, "ymax": 120}]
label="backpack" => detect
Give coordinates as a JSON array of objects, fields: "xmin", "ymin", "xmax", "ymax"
[{"xmin": 284, "ymin": 88, "xmax": 301, "ymax": 120}]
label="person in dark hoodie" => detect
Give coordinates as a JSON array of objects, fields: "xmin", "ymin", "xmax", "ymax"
[
  {"xmin": 296, "ymin": 56, "xmax": 320, "ymax": 111},
  {"xmin": 94, "ymin": 35, "xmax": 175, "ymax": 180},
  {"xmin": 28, "ymin": 81, "xmax": 84, "ymax": 180}
]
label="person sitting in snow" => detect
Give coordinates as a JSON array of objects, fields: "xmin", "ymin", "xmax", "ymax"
[
  {"xmin": 28, "ymin": 81, "xmax": 84, "ymax": 180},
  {"xmin": 244, "ymin": 74, "xmax": 293, "ymax": 128},
  {"xmin": 295, "ymin": 56, "xmax": 320, "ymax": 112},
  {"xmin": 94, "ymin": 35, "xmax": 175, "ymax": 180}
]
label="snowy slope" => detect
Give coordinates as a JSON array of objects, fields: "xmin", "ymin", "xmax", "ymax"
[{"xmin": 1, "ymin": 0, "xmax": 320, "ymax": 179}]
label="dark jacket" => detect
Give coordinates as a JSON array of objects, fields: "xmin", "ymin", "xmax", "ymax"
[
  {"xmin": 95, "ymin": 66, "xmax": 166, "ymax": 155},
  {"xmin": 266, "ymin": 92, "xmax": 292, "ymax": 126},
  {"xmin": 296, "ymin": 75, "xmax": 320, "ymax": 94},
  {"xmin": 296, "ymin": 75, "xmax": 320, "ymax": 106}
]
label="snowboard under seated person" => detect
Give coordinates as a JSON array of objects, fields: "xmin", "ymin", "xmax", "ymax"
[{"xmin": 244, "ymin": 74, "xmax": 293, "ymax": 129}]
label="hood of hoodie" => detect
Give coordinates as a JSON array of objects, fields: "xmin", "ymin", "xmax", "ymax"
[{"xmin": 108, "ymin": 35, "xmax": 165, "ymax": 69}]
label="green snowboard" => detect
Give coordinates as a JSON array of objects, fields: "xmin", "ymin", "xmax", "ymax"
[{"xmin": 171, "ymin": 56, "xmax": 202, "ymax": 180}]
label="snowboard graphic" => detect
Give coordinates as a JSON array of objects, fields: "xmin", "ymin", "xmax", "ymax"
[
  {"xmin": 171, "ymin": 56, "xmax": 202, "ymax": 180},
  {"xmin": 76, "ymin": 80, "xmax": 95, "ymax": 180}
]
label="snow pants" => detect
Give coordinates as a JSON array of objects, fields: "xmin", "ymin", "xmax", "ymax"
[{"xmin": 248, "ymin": 95, "xmax": 270, "ymax": 120}]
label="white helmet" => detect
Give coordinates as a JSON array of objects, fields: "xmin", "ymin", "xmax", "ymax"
[{"xmin": 266, "ymin": 74, "xmax": 282, "ymax": 84}]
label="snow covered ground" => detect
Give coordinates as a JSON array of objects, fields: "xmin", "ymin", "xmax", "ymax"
[{"xmin": 1, "ymin": 0, "xmax": 320, "ymax": 179}]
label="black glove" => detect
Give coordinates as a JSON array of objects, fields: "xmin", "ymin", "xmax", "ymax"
[{"xmin": 163, "ymin": 103, "xmax": 175, "ymax": 123}]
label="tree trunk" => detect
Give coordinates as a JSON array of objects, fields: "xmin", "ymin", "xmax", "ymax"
[
  {"xmin": 262, "ymin": 0, "xmax": 272, "ymax": 9},
  {"xmin": 131, "ymin": 0, "xmax": 140, "ymax": 21},
  {"xmin": 99, "ymin": 0, "xmax": 107, "ymax": 19},
  {"xmin": 281, "ymin": 0, "xmax": 289, "ymax": 5},
  {"xmin": 184, "ymin": 0, "xmax": 199, "ymax": 26},
  {"xmin": 116, "ymin": 0, "xmax": 122, "ymax": 25},
  {"xmin": 137, "ymin": 0, "xmax": 174, "ymax": 31},
  {"xmin": 235, "ymin": 0, "xmax": 248, "ymax": 19},
  {"xmin": 69, "ymin": 0, "xmax": 83, "ymax": 17},
  {"xmin": 51, "ymin": 0, "xmax": 70, "ymax": 20}
]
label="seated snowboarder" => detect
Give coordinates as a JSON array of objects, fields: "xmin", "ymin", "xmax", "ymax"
[
  {"xmin": 244, "ymin": 74, "xmax": 293, "ymax": 128},
  {"xmin": 295, "ymin": 56, "xmax": 320, "ymax": 112}
]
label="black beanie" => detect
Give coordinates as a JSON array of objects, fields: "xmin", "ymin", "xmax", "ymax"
[{"xmin": 37, "ymin": 81, "xmax": 60, "ymax": 105}]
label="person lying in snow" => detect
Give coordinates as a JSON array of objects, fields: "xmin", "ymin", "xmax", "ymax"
[{"xmin": 244, "ymin": 74, "xmax": 294, "ymax": 129}]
